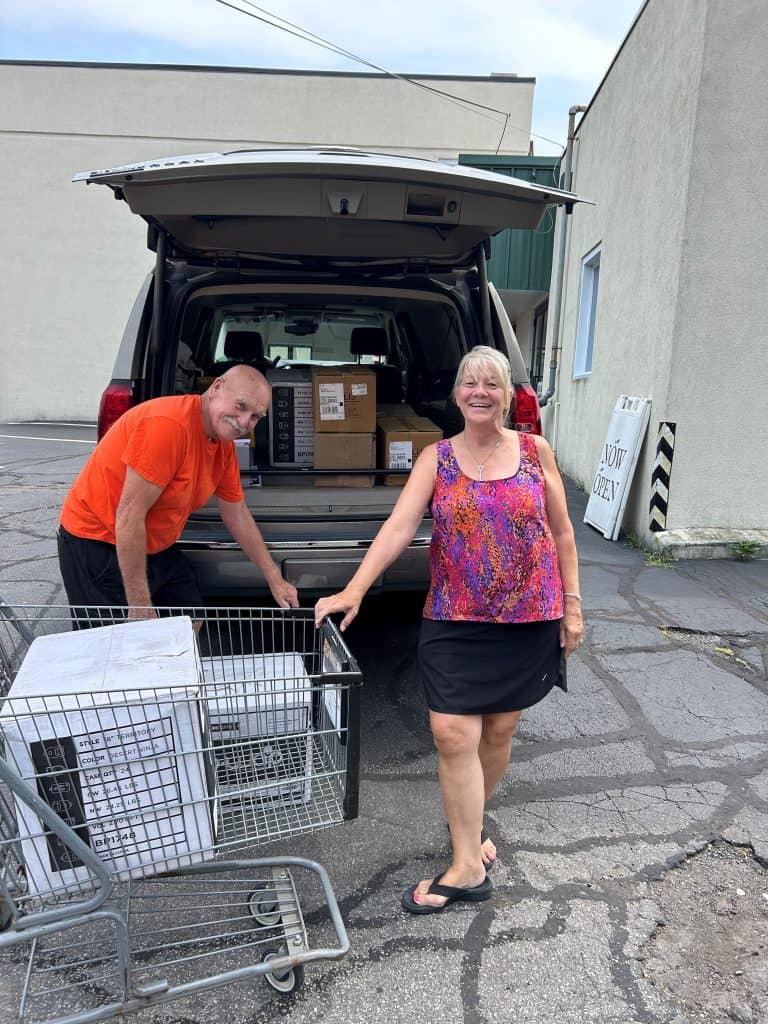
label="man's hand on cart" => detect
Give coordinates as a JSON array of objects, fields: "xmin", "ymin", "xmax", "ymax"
[
  {"xmin": 268, "ymin": 575, "xmax": 300, "ymax": 609},
  {"xmin": 126, "ymin": 606, "xmax": 159, "ymax": 620},
  {"xmin": 314, "ymin": 587, "xmax": 362, "ymax": 632}
]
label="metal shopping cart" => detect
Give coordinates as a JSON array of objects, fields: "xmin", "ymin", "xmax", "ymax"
[{"xmin": 0, "ymin": 602, "xmax": 362, "ymax": 1022}]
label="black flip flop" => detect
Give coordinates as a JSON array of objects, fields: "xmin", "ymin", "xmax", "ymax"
[{"xmin": 401, "ymin": 871, "xmax": 492, "ymax": 915}]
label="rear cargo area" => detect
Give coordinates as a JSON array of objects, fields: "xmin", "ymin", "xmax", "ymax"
[{"xmin": 173, "ymin": 283, "xmax": 470, "ymax": 501}]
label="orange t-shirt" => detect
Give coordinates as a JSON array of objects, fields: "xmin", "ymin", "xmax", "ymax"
[{"xmin": 61, "ymin": 395, "xmax": 244, "ymax": 554}]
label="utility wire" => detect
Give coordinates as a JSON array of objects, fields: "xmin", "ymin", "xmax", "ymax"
[
  {"xmin": 216, "ymin": 0, "xmax": 508, "ymax": 120},
  {"xmin": 213, "ymin": 0, "xmax": 566, "ymax": 151}
]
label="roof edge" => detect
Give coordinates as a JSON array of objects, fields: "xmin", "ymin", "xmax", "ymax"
[
  {"xmin": 0, "ymin": 59, "xmax": 535, "ymax": 83},
  {"xmin": 574, "ymin": 0, "xmax": 651, "ymax": 136}
]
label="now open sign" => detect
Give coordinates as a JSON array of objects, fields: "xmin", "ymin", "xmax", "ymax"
[{"xmin": 585, "ymin": 395, "xmax": 652, "ymax": 540}]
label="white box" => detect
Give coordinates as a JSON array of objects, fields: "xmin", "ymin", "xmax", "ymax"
[
  {"xmin": 267, "ymin": 367, "xmax": 314, "ymax": 467},
  {"xmin": 201, "ymin": 653, "xmax": 311, "ymax": 740},
  {"xmin": 201, "ymin": 653, "xmax": 313, "ymax": 802},
  {"xmin": 234, "ymin": 437, "xmax": 251, "ymax": 469},
  {"xmin": 0, "ymin": 617, "xmax": 216, "ymax": 895}
]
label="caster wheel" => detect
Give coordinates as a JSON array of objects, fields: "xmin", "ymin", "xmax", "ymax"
[
  {"xmin": 261, "ymin": 948, "xmax": 305, "ymax": 995},
  {"xmin": 248, "ymin": 887, "xmax": 281, "ymax": 928}
]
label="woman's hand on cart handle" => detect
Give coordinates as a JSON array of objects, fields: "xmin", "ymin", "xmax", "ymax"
[{"xmin": 315, "ymin": 588, "xmax": 362, "ymax": 632}]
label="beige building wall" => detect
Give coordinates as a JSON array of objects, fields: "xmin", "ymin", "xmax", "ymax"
[
  {"xmin": 0, "ymin": 62, "xmax": 534, "ymax": 422},
  {"xmin": 664, "ymin": 0, "xmax": 768, "ymax": 530},
  {"xmin": 541, "ymin": 0, "xmax": 767, "ymax": 540}
]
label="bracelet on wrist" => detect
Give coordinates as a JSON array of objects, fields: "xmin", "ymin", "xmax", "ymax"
[{"xmin": 563, "ymin": 591, "xmax": 582, "ymax": 602}]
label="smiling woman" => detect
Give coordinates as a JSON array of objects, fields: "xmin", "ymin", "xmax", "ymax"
[{"xmin": 315, "ymin": 343, "xmax": 583, "ymax": 914}]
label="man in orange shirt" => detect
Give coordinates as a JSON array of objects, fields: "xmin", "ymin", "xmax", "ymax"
[{"xmin": 58, "ymin": 366, "xmax": 299, "ymax": 617}]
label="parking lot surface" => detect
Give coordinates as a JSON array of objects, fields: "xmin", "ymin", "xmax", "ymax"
[{"xmin": 1, "ymin": 424, "xmax": 767, "ymax": 1023}]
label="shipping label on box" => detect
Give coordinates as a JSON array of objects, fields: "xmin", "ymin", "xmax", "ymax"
[
  {"xmin": 312, "ymin": 366, "xmax": 376, "ymax": 433},
  {"xmin": 4, "ymin": 698, "xmax": 215, "ymax": 893}
]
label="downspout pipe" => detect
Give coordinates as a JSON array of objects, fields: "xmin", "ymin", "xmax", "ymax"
[{"xmin": 539, "ymin": 105, "xmax": 587, "ymax": 407}]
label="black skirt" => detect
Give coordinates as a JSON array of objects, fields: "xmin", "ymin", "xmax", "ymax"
[{"xmin": 418, "ymin": 617, "xmax": 566, "ymax": 715}]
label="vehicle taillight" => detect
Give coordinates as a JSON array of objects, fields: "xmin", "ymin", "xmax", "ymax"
[
  {"xmin": 512, "ymin": 384, "xmax": 542, "ymax": 435},
  {"xmin": 97, "ymin": 382, "xmax": 134, "ymax": 440}
]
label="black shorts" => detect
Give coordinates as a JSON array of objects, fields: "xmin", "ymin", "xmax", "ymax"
[{"xmin": 57, "ymin": 525, "xmax": 204, "ymax": 624}]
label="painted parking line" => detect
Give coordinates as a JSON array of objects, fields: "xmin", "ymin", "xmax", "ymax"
[{"xmin": 0, "ymin": 434, "xmax": 96, "ymax": 444}]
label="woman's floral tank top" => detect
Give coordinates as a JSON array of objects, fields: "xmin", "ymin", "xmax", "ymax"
[{"xmin": 423, "ymin": 434, "xmax": 564, "ymax": 623}]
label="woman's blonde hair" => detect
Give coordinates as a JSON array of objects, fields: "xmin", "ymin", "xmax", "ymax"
[{"xmin": 453, "ymin": 345, "xmax": 514, "ymax": 425}]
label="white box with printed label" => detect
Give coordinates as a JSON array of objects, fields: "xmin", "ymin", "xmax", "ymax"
[
  {"xmin": 201, "ymin": 653, "xmax": 313, "ymax": 803},
  {"xmin": 267, "ymin": 367, "xmax": 314, "ymax": 467},
  {"xmin": 0, "ymin": 617, "xmax": 216, "ymax": 895}
]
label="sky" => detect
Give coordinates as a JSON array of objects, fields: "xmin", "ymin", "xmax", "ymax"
[{"xmin": 0, "ymin": 0, "xmax": 643, "ymax": 155}]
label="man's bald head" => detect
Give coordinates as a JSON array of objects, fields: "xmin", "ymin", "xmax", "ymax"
[{"xmin": 201, "ymin": 365, "xmax": 271, "ymax": 442}]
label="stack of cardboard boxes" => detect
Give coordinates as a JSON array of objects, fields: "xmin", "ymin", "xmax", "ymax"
[
  {"xmin": 312, "ymin": 366, "xmax": 377, "ymax": 487},
  {"xmin": 265, "ymin": 364, "xmax": 444, "ymax": 485}
]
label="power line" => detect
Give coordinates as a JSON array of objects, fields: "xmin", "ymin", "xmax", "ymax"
[{"xmin": 213, "ymin": 0, "xmax": 565, "ymax": 151}]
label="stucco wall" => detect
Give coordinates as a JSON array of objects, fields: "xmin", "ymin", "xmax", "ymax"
[
  {"xmin": 664, "ymin": 0, "xmax": 768, "ymax": 530},
  {"xmin": 0, "ymin": 63, "xmax": 533, "ymax": 422},
  {"xmin": 542, "ymin": 0, "xmax": 708, "ymax": 539}
]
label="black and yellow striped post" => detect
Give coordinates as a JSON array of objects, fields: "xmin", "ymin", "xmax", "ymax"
[{"xmin": 650, "ymin": 422, "xmax": 676, "ymax": 531}]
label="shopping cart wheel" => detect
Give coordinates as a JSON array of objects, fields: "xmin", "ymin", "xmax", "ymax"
[
  {"xmin": 248, "ymin": 886, "xmax": 281, "ymax": 928},
  {"xmin": 261, "ymin": 948, "xmax": 305, "ymax": 995}
]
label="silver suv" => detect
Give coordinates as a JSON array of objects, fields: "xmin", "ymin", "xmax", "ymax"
[{"xmin": 78, "ymin": 149, "xmax": 577, "ymax": 597}]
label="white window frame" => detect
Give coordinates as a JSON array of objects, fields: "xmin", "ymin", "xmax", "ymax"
[{"xmin": 573, "ymin": 243, "xmax": 601, "ymax": 379}]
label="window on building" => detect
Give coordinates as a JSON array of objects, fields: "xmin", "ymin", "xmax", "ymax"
[
  {"xmin": 530, "ymin": 300, "xmax": 548, "ymax": 391},
  {"xmin": 573, "ymin": 244, "xmax": 601, "ymax": 378}
]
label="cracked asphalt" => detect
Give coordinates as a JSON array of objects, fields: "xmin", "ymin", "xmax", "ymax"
[{"xmin": 1, "ymin": 423, "xmax": 767, "ymax": 1024}]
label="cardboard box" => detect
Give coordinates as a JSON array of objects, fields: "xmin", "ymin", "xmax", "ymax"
[
  {"xmin": 312, "ymin": 365, "xmax": 376, "ymax": 433},
  {"xmin": 267, "ymin": 367, "xmax": 314, "ymax": 467},
  {"xmin": 377, "ymin": 408, "xmax": 443, "ymax": 484},
  {"xmin": 201, "ymin": 653, "xmax": 313, "ymax": 803},
  {"xmin": 0, "ymin": 617, "xmax": 215, "ymax": 894},
  {"xmin": 313, "ymin": 432, "xmax": 376, "ymax": 487}
]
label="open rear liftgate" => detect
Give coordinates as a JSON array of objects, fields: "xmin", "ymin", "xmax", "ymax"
[{"xmin": 0, "ymin": 601, "xmax": 362, "ymax": 1020}]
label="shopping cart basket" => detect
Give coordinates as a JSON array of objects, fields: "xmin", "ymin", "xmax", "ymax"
[{"xmin": 0, "ymin": 602, "xmax": 362, "ymax": 1021}]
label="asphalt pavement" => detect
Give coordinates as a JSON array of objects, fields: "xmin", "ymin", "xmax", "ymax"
[{"xmin": 1, "ymin": 424, "xmax": 766, "ymax": 1024}]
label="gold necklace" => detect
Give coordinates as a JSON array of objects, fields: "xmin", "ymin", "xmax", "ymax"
[{"xmin": 463, "ymin": 436, "xmax": 503, "ymax": 480}]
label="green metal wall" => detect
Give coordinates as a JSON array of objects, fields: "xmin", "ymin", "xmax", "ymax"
[{"xmin": 458, "ymin": 155, "xmax": 560, "ymax": 291}]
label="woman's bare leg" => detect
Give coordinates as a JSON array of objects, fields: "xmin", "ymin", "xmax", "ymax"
[
  {"xmin": 411, "ymin": 711, "xmax": 486, "ymax": 909},
  {"xmin": 477, "ymin": 710, "xmax": 523, "ymax": 864}
]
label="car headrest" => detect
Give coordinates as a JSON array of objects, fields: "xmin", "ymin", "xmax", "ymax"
[
  {"xmin": 224, "ymin": 331, "xmax": 264, "ymax": 362},
  {"xmin": 349, "ymin": 327, "xmax": 388, "ymax": 357}
]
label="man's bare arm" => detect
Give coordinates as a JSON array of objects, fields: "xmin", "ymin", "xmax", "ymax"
[
  {"xmin": 115, "ymin": 468, "xmax": 163, "ymax": 612},
  {"xmin": 217, "ymin": 497, "xmax": 299, "ymax": 608}
]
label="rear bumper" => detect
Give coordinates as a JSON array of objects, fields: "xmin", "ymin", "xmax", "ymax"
[{"xmin": 179, "ymin": 536, "xmax": 432, "ymax": 597}]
